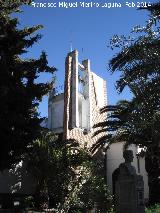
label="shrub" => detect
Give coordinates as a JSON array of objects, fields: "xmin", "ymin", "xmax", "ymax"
[
  {"xmin": 145, "ymin": 203, "xmax": 160, "ymax": 213},
  {"xmin": 24, "ymin": 196, "xmax": 35, "ymax": 208}
]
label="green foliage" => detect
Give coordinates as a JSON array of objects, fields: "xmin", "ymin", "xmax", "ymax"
[
  {"xmin": 26, "ymin": 130, "xmax": 87, "ymax": 208},
  {"xmin": 107, "ymin": 207, "xmax": 115, "ymax": 213},
  {"xmin": 145, "ymin": 203, "xmax": 160, "ymax": 213},
  {"xmin": 77, "ymin": 164, "xmax": 112, "ymax": 209},
  {"xmin": 0, "ymin": 0, "xmax": 56, "ymax": 170},
  {"xmin": 105, "ymin": 3, "xmax": 160, "ymax": 148},
  {"xmin": 26, "ymin": 130, "xmax": 113, "ymax": 212},
  {"xmin": 93, "ymin": 2, "xmax": 160, "ymax": 205},
  {"xmin": 24, "ymin": 196, "xmax": 35, "ymax": 208},
  {"xmin": 108, "ymin": 5, "xmax": 160, "ymax": 204}
]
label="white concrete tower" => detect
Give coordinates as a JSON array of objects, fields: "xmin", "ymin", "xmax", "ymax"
[{"xmin": 48, "ymin": 50, "xmax": 107, "ymax": 148}]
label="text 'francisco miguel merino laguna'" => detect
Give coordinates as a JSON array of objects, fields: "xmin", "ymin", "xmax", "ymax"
[{"xmin": 31, "ymin": 2, "xmax": 151, "ymax": 8}]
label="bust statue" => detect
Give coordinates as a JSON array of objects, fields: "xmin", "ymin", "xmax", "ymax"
[
  {"xmin": 119, "ymin": 150, "xmax": 136, "ymax": 176},
  {"xmin": 123, "ymin": 150, "xmax": 134, "ymax": 163},
  {"xmin": 115, "ymin": 150, "xmax": 145, "ymax": 213}
]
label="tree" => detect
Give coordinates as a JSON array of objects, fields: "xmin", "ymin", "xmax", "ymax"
[
  {"xmin": 26, "ymin": 130, "xmax": 59, "ymax": 208},
  {"xmin": 26, "ymin": 130, "xmax": 89, "ymax": 210},
  {"xmin": 77, "ymin": 160, "xmax": 113, "ymax": 212},
  {"xmin": 93, "ymin": 3, "xmax": 160, "ymax": 205},
  {"xmin": 0, "ymin": 0, "xmax": 56, "ymax": 171},
  {"xmin": 26, "ymin": 130, "xmax": 113, "ymax": 212}
]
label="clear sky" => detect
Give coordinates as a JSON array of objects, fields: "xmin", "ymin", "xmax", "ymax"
[{"xmin": 16, "ymin": 0, "xmax": 155, "ymax": 117}]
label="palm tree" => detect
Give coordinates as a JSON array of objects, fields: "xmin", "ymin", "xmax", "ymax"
[{"xmin": 92, "ymin": 2, "xmax": 160, "ymax": 205}]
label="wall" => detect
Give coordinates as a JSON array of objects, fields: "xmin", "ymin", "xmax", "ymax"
[
  {"xmin": 48, "ymin": 94, "xmax": 64, "ymax": 133},
  {"xmin": 92, "ymin": 72, "xmax": 106, "ymax": 108},
  {"xmin": 139, "ymin": 157, "xmax": 149, "ymax": 201},
  {"xmin": 78, "ymin": 94, "xmax": 90, "ymax": 130}
]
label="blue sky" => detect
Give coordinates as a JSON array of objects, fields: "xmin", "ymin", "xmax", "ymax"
[{"xmin": 16, "ymin": 0, "xmax": 155, "ymax": 117}]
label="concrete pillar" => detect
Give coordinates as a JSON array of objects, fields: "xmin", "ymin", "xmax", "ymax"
[
  {"xmin": 71, "ymin": 50, "xmax": 79, "ymax": 128},
  {"xmin": 82, "ymin": 59, "xmax": 92, "ymax": 129},
  {"xmin": 63, "ymin": 50, "xmax": 79, "ymax": 140}
]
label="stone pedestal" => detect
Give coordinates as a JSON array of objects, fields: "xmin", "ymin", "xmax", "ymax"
[{"xmin": 115, "ymin": 150, "xmax": 145, "ymax": 213}]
